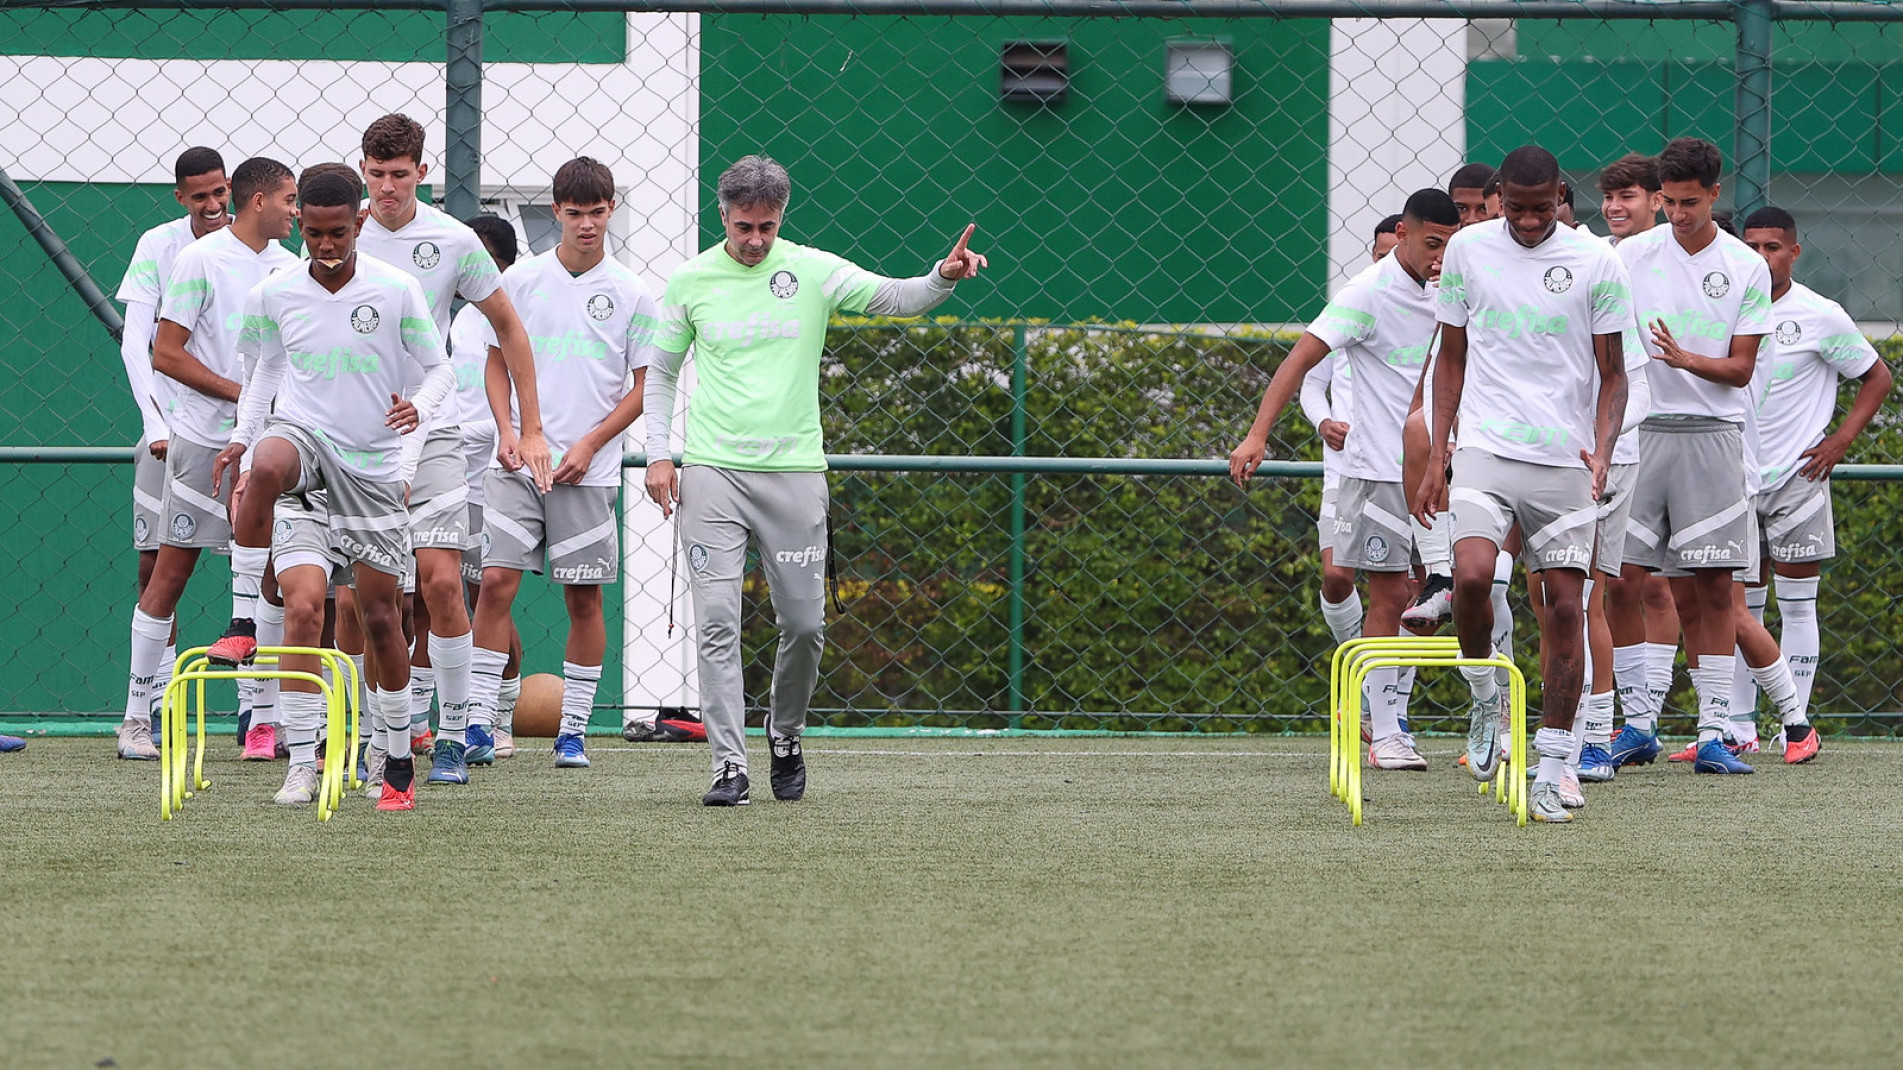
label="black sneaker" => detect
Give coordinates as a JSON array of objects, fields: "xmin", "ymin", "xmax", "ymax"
[
  {"xmin": 622, "ymin": 719, "xmax": 697, "ymax": 743},
  {"xmin": 770, "ymin": 734, "xmax": 806, "ymax": 801},
  {"xmin": 702, "ymin": 762, "xmax": 750, "ymax": 807}
]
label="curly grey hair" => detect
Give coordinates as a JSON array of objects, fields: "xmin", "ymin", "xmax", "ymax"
[{"xmin": 716, "ymin": 154, "xmax": 791, "ymax": 213}]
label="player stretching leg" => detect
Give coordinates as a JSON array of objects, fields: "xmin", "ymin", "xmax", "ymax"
[
  {"xmin": 113, "ymin": 147, "xmax": 230, "ymax": 752},
  {"xmin": 115, "ymin": 158, "xmax": 297, "ymax": 761},
  {"xmin": 215, "ymin": 166, "xmax": 452, "ymax": 809},
  {"xmin": 1232, "ymin": 189, "xmax": 1459, "ymax": 771},
  {"xmin": 1414, "ymin": 145, "xmax": 1630, "ymax": 823},
  {"xmin": 465, "ymin": 158, "xmax": 655, "ymax": 771},
  {"xmin": 1615, "ymin": 137, "xmax": 1770, "ymax": 775},
  {"xmin": 644, "ymin": 155, "xmax": 986, "ymax": 806},
  {"xmin": 1735, "ymin": 208, "xmax": 1893, "ymax": 762}
]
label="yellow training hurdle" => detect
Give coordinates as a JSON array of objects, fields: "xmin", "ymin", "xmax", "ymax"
[
  {"xmin": 1328, "ymin": 635, "xmax": 1529, "ymax": 827},
  {"xmin": 159, "ymin": 646, "xmax": 361, "ymax": 822}
]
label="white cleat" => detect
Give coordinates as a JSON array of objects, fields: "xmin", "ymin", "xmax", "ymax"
[
  {"xmin": 1399, "ymin": 574, "xmax": 1454, "ymax": 628},
  {"xmin": 1558, "ymin": 765, "xmax": 1585, "ymax": 810},
  {"xmin": 363, "ymin": 746, "xmax": 388, "ymax": 801},
  {"xmin": 1530, "ymin": 782, "xmax": 1574, "ymax": 823},
  {"xmin": 116, "ymin": 721, "xmax": 159, "ymax": 761},
  {"xmin": 274, "ymin": 763, "xmax": 319, "ymax": 806},
  {"xmin": 494, "ymin": 729, "xmax": 516, "ymax": 760},
  {"xmin": 1368, "ymin": 732, "xmax": 1429, "ymax": 771}
]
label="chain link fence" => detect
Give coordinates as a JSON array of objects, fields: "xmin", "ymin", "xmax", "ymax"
[{"xmin": 1, "ymin": 0, "xmax": 1899, "ymax": 734}]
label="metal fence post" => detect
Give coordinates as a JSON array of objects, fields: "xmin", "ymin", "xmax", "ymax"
[
  {"xmin": 445, "ymin": 0, "xmax": 484, "ymax": 222},
  {"xmin": 1008, "ymin": 323, "xmax": 1028, "ymax": 728},
  {"xmin": 1733, "ymin": 0, "xmax": 1774, "ymax": 220}
]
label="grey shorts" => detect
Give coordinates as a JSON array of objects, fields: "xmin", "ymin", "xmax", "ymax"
[
  {"xmin": 481, "ymin": 468, "xmax": 619, "ymax": 584},
  {"xmin": 1593, "ymin": 462, "xmax": 1640, "ymax": 577},
  {"xmin": 1317, "ymin": 481, "xmax": 1339, "ymax": 551},
  {"xmin": 462, "ymin": 422, "xmax": 496, "ymax": 507},
  {"xmin": 265, "ymin": 422, "xmax": 409, "ymax": 578},
  {"xmin": 1329, "ymin": 477, "xmax": 1413, "ymax": 573},
  {"xmin": 408, "ymin": 426, "xmax": 469, "ymax": 552},
  {"xmin": 462, "ymin": 503, "xmax": 486, "ymax": 586},
  {"xmin": 159, "ymin": 436, "xmax": 232, "ymax": 550},
  {"xmin": 1449, "ymin": 448, "xmax": 1595, "ymax": 573},
  {"xmin": 1758, "ymin": 475, "xmax": 1835, "ymax": 566},
  {"xmin": 133, "ymin": 441, "xmax": 165, "ymax": 552},
  {"xmin": 1626, "ymin": 419, "xmax": 1750, "ymax": 572}
]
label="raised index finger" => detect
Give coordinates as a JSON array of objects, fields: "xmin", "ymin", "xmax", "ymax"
[{"xmin": 950, "ymin": 222, "xmax": 975, "ymax": 256}]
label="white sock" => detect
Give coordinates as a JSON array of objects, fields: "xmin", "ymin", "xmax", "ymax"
[
  {"xmin": 1319, "ymin": 590, "xmax": 1363, "ymax": 646},
  {"xmin": 125, "ymin": 607, "xmax": 173, "ymax": 727},
  {"xmin": 1489, "ymin": 553, "xmax": 1513, "ymax": 666},
  {"xmin": 281, "ymin": 691, "xmax": 325, "ymax": 766},
  {"xmin": 1775, "ymin": 575, "xmax": 1821, "ymax": 715},
  {"xmin": 409, "ymin": 666, "xmax": 436, "ymax": 732},
  {"xmin": 1690, "ymin": 657, "xmax": 1734, "ymax": 742},
  {"xmin": 349, "ymin": 653, "xmax": 369, "ymax": 742},
  {"xmin": 237, "ymin": 677, "xmax": 259, "ymax": 728},
  {"xmin": 470, "ymin": 646, "xmax": 507, "ymax": 729},
  {"xmin": 1748, "ymin": 657, "xmax": 1807, "ymax": 727},
  {"xmin": 1568, "ymin": 696, "xmax": 1588, "ymax": 767},
  {"xmin": 1368, "ymin": 666, "xmax": 1403, "ymax": 739},
  {"xmin": 499, "ymin": 673, "xmax": 521, "ymax": 734},
  {"xmin": 1612, "ymin": 644, "xmax": 1653, "ymax": 732},
  {"xmin": 1535, "ymin": 726, "xmax": 1574, "ymax": 785},
  {"xmin": 253, "ymin": 600, "xmax": 284, "ymax": 726},
  {"xmin": 1581, "ymin": 690, "xmax": 1615, "ymax": 746},
  {"xmin": 1728, "ymin": 645, "xmax": 1759, "ymax": 743},
  {"xmin": 1411, "ymin": 514, "xmax": 1452, "ymax": 577},
  {"xmin": 1460, "ymin": 661, "xmax": 1499, "ymax": 703},
  {"xmin": 1643, "ymin": 641, "xmax": 1677, "ymax": 716},
  {"xmin": 1394, "ymin": 666, "xmax": 1416, "ymax": 733},
  {"xmin": 230, "ymin": 544, "xmax": 267, "ymax": 620},
  {"xmin": 375, "ymin": 687, "xmax": 411, "ymax": 756},
  {"xmin": 560, "ymin": 661, "xmax": 601, "ymax": 739},
  {"xmin": 152, "ymin": 641, "xmax": 177, "ymax": 722},
  {"xmin": 433, "ymin": 631, "xmax": 474, "ymax": 745}
]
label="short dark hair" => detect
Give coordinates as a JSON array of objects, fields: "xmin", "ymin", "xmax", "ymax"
[
  {"xmin": 466, "ymin": 213, "xmax": 520, "ymax": 268},
  {"xmin": 1448, "ymin": 162, "xmax": 1495, "ymax": 195},
  {"xmin": 1482, "ymin": 174, "xmax": 1501, "ymax": 198},
  {"xmin": 1560, "ymin": 181, "xmax": 1575, "ymax": 208},
  {"xmin": 362, "ymin": 113, "xmax": 426, "ymax": 165},
  {"xmin": 1742, "ymin": 205, "xmax": 1797, "ymax": 237},
  {"xmin": 1498, "ymin": 145, "xmax": 1561, "ymax": 189},
  {"xmin": 1657, "ymin": 137, "xmax": 1722, "ymax": 188},
  {"xmin": 1374, "ymin": 213, "xmax": 1402, "ymax": 239},
  {"xmin": 1598, "ymin": 153, "xmax": 1660, "ymax": 194},
  {"xmin": 298, "ymin": 164, "xmax": 362, "ymax": 209},
  {"xmin": 1713, "ymin": 208, "xmax": 1736, "ymax": 236},
  {"xmin": 174, "ymin": 147, "xmax": 225, "ymax": 187},
  {"xmin": 229, "ymin": 157, "xmax": 294, "ymax": 213},
  {"xmin": 552, "ymin": 157, "xmax": 615, "ymax": 206},
  {"xmin": 1401, "ymin": 189, "xmax": 1460, "ymax": 229}
]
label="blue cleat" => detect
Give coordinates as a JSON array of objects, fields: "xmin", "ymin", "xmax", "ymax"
[
  {"xmin": 1577, "ymin": 742, "xmax": 1616, "ymax": 783},
  {"xmin": 1693, "ymin": 738, "xmax": 1755, "ymax": 774},
  {"xmin": 425, "ymin": 739, "xmax": 469, "ymax": 784},
  {"xmin": 464, "ymin": 723, "xmax": 496, "ymax": 766},
  {"xmin": 0, "ymin": 733, "xmax": 24, "ymax": 752},
  {"xmin": 1609, "ymin": 725, "xmax": 1661, "ymax": 768},
  {"xmin": 553, "ymin": 733, "xmax": 590, "ymax": 769}
]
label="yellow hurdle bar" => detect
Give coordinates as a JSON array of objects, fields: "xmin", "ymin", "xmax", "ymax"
[
  {"xmin": 159, "ymin": 645, "xmax": 360, "ymax": 823},
  {"xmin": 1326, "ymin": 636, "xmax": 1529, "ymax": 827}
]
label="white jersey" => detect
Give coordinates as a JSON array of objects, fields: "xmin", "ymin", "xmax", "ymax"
[
  {"xmin": 234, "ymin": 254, "xmax": 451, "ymax": 482},
  {"xmin": 158, "ymin": 227, "xmax": 299, "ymax": 449},
  {"xmin": 1436, "ymin": 218, "xmax": 1632, "ymax": 468},
  {"xmin": 1300, "ymin": 354, "xmax": 1355, "ymax": 489},
  {"xmin": 482, "ymin": 250, "xmax": 659, "ymax": 487},
  {"xmin": 448, "ymin": 301, "xmax": 497, "ymax": 432},
  {"xmin": 1752, "ymin": 283, "xmax": 1880, "ymax": 491},
  {"xmin": 1618, "ymin": 224, "xmax": 1772, "ymax": 422},
  {"xmin": 116, "ymin": 216, "xmax": 201, "ymax": 439},
  {"xmin": 1611, "ymin": 320, "xmax": 1651, "ymax": 465},
  {"xmin": 1306, "ymin": 252, "xmax": 1437, "ymax": 483}
]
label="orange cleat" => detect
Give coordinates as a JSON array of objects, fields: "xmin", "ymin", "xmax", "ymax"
[
  {"xmin": 410, "ymin": 728, "xmax": 433, "ymax": 756},
  {"xmin": 376, "ymin": 781, "xmax": 416, "ymax": 811},
  {"xmin": 1784, "ymin": 725, "xmax": 1821, "ymax": 764},
  {"xmin": 1667, "ymin": 741, "xmax": 1698, "ymax": 763}
]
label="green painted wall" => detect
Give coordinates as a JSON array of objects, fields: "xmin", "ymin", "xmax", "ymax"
[
  {"xmin": 0, "ymin": 182, "xmax": 621, "ymax": 714},
  {"xmin": 0, "ymin": 8, "xmax": 624, "ymax": 63},
  {"xmin": 698, "ymin": 15, "xmax": 1331, "ymax": 324}
]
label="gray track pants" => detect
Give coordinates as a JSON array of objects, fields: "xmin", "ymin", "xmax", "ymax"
[{"xmin": 678, "ymin": 465, "xmax": 828, "ymax": 776}]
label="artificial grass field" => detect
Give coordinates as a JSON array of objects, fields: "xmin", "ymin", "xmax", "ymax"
[{"xmin": 3, "ymin": 735, "xmax": 1901, "ymax": 1069}]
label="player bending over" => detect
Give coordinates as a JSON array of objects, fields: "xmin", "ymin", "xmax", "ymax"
[
  {"xmin": 1414, "ymin": 145, "xmax": 1630, "ymax": 823},
  {"xmin": 214, "ymin": 166, "xmax": 451, "ymax": 810},
  {"xmin": 1231, "ymin": 189, "xmax": 1459, "ymax": 770},
  {"xmin": 466, "ymin": 157, "xmax": 656, "ymax": 771},
  {"xmin": 644, "ymin": 154, "xmax": 987, "ymax": 806}
]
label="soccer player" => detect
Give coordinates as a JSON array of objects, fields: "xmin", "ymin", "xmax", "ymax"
[
  {"xmin": 1736, "ymin": 207, "xmax": 1892, "ymax": 761},
  {"xmin": 114, "ymin": 147, "xmax": 230, "ymax": 746},
  {"xmin": 1413, "ymin": 144, "xmax": 1631, "ymax": 823},
  {"xmin": 1371, "ymin": 213, "xmax": 1402, "ymax": 262},
  {"xmin": 1448, "ymin": 163, "xmax": 1497, "ymax": 230},
  {"xmin": 213, "ymin": 165, "xmax": 452, "ymax": 809},
  {"xmin": 643, "ymin": 154, "xmax": 987, "ymax": 806},
  {"xmin": 114, "ymin": 157, "xmax": 297, "ymax": 761},
  {"xmin": 1613, "ymin": 137, "xmax": 1772, "ymax": 775},
  {"xmin": 1232, "ymin": 189, "xmax": 1459, "ymax": 770},
  {"xmin": 466, "ymin": 157, "xmax": 656, "ymax": 772},
  {"xmin": 1598, "ymin": 153, "xmax": 1661, "ymax": 245}
]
